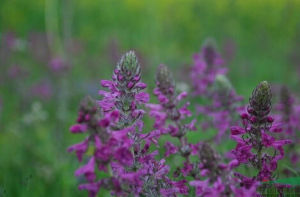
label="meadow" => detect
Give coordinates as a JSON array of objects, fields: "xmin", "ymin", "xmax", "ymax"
[{"xmin": 0, "ymin": 0, "xmax": 300, "ymax": 196}]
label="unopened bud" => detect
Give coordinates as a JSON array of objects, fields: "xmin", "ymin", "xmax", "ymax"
[
  {"xmin": 249, "ymin": 81, "xmax": 272, "ymax": 118},
  {"xmin": 116, "ymin": 50, "xmax": 141, "ymax": 86},
  {"xmin": 156, "ymin": 64, "xmax": 175, "ymax": 95},
  {"xmin": 202, "ymin": 39, "xmax": 218, "ymax": 66},
  {"xmin": 199, "ymin": 143, "xmax": 219, "ymax": 167}
]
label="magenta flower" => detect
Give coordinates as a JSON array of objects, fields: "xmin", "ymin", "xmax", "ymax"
[
  {"xmin": 113, "ymin": 147, "xmax": 133, "ymax": 166},
  {"xmin": 78, "ymin": 181, "xmax": 102, "ymax": 197},
  {"xmin": 69, "ymin": 51, "xmax": 176, "ymax": 196},
  {"xmin": 67, "ymin": 137, "xmax": 89, "ymax": 162},
  {"xmin": 190, "ymin": 41, "xmax": 243, "ymax": 143},
  {"xmin": 75, "ymin": 156, "xmax": 96, "ymax": 182},
  {"xmin": 164, "ymin": 141, "xmax": 178, "ymax": 157},
  {"xmin": 48, "ymin": 56, "xmax": 69, "ymax": 73},
  {"xmin": 148, "ymin": 64, "xmax": 196, "ymax": 160},
  {"xmin": 160, "ymin": 180, "xmax": 189, "ymax": 197},
  {"xmin": 230, "ymin": 81, "xmax": 291, "ymax": 192},
  {"xmin": 69, "ymin": 124, "xmax": 88, "ymax": 133},
  {"xmin": 190, "ymin": 41, "xmax": 227, "ymax": 96}
]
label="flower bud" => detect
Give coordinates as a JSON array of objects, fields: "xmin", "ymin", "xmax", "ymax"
[
  {"xmin": 202, "ymin": 40, "xmax": 218, "ymax": 66},
  {"xmin": 156, "ymin": 64, "xmax": 175, "ymax": 96},
  {"xmin": 249, "ymin": 81, "xmax": 272, "ymax": 118},
  {"xmin": 115, "ymin": 50, "xmax": 141, "ymax": 88},
  {"xmin": 199, "ymin": 143, "xmax": 219, "ymax": 167}
]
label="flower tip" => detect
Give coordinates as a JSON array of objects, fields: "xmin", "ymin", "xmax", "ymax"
[
  {"xmin": 257, "ymin": 81, "xmax": 271, "ymax": 97},
  {"xmin": 119, "ymin": 50, "xmax": 140, "ymax": 73},
  {"xmin": 249, "ymin": 81, "xmax": 272, "ymax": 116},
  {"xmin": 156, "ymin": 64, "xmax": 175, "ymax": 94}
]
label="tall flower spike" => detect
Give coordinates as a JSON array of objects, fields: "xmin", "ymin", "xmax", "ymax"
[
  {"xmin": 148, "ymin": 64, "xmax": 197, "ymax": 180},
  {"xmin": 190, "ymin": 39, "xmax": 227, "ymax": 96},
  {"xmin": 230, "ymin": 81, "xmax": 291, "ymax": 194},
  {"xmin": 99, "ymin": 52, "xmax": 175, "ymax": 196},
  {"xmin": 100, "ymin": 50, "xmax": 149, "ymax": 129}
]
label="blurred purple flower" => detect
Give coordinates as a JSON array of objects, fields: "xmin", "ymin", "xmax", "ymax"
[
  {"xmin": 48, "ymin": 56, "xmax": 69, "ymax": 73},
  {"xmin": 30, "ymin": 81, "xmax": 53, "ymax": 100},
  {"xmin": 190, "ymin": 41, "xmax": 227, "ymax": 96}
]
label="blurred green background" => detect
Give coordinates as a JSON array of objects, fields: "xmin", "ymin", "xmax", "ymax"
[{"xmin": 0, "ymin": 0, "xmax": 300, "ymax": 196}]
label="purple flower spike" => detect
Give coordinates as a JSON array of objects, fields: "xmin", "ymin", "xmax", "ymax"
[
  {"xmin": 190, "ymin": 41, "xmax": 227, "ymax": 96},
  {"xmin": 69, "ymin": 51, "xmax": 176, "ymax": 196},
  {"xmin": 230, "ymin": 81, "xmax": 291, "ymax": 193}
]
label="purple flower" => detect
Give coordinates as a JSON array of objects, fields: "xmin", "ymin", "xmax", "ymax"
[
  {"xmin": 148, "ymin": 64, "xmax": 196, "ymax": 160},
  {"xmin": 228, "ymin": 159, "xmax": 239, "ymax": 169},
  {"xmin": 48, "ymin": 56, "xmax": 69, "ymax": 73},
  {"xmin": 164, "ymin": 142, "xmax": 178, "ymax": 157},
  {"xmin": 230, "ymin": 126, "xmax": 246, "ymax": 135},
  {"xmin": 114, "ymin": 147, "xmax": 133, "ymax": 166},
  {"xmin": 189, "ymin": 180, "xmax": 209, "ymax": 197},
  {"xmin": 154, "ymin": 159, "xmax": 170, "ymax": 179},
  {"xmin": 135, "ymin": 92, "xmax": 150, "ymax": 103},
  {"xmin": 78, "ymin": 181, "xmax": 101, "ymax": 197},
  {"xmin": 69, "ymin": 124, "xmax": 88, "ymax": 133},
  {"xmin": 75, "ymin": 156, "xmax": 96, "ymax": 182},
  {"xmin": 190, "ymin": 41, "xmax": 227, "ymax": 96},
  {"xmin": 160, "ymin": 180, "xmax": 189, "ymax": 196},
  {"xmin": 181, "ymin": 162, "xmax": 193, "ymax": 177},
  {"xmin": 67, "ymin": 138, "xmax": 89, "ymax": 162}
]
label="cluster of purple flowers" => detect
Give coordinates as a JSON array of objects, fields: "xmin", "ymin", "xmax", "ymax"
[
  {"xmin": 69, "ymin": 51, "xmax": 189, "ymax": 196},
  {"xmin": 148, "ymin": 64, "xmax": 261, "ymax": 196},
  {"xmin": 197, "ymin": 74, "xmax": 244, "ymax": 142},
  {"xmin": 190, "ymin": 41, "xmax": 227, "ymax": 96},
  {"xmin": 191, "ymin": 42, "xmax": 243, "ymax": 142},
  {"xmin": 230, "ymin": 81, "xmax": 291, "ymax": 194},
  {"xmin": 147, "ymin": 64, "xmax": 196, "ymax": 160},
  {"xmin": 189, "ymin": 142, "xmax": 260, "ymax": 197},
  {"xmin": 69, "ymin": 50, "xmax": 294, "ymax": 196}
]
